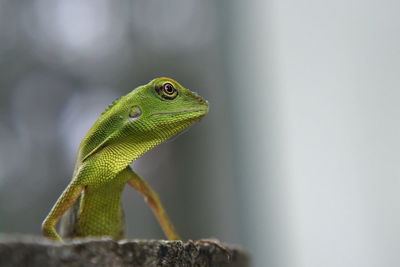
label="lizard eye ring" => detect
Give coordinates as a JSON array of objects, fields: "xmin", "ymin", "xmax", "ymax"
[{"xmin": 157, "ymin": 83, "xmax": 178, "ymax": 100}]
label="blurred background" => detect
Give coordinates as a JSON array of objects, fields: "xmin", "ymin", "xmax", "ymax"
[{"xmin": 0, "ymin": 0, "xmax": 399, "ymax": 266}]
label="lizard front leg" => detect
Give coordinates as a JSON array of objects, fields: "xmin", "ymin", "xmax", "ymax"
[
  {"xmin": 126, "ymin": 167, "xmax": 181, "ymax": 240},
  {"xmin": 42, "ymin": 181, "xmax": 83, "ymax": 241}
]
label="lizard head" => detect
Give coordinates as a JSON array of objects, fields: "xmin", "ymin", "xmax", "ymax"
[
  {"xmin": 125, "ymin": 77, "xmax": 209, "ymax": 133},
  {"xmin": 135, "ymin": 77, "xmax": 208, "ymax": 119}
]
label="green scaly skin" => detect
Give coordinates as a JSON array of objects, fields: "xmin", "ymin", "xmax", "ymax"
[{"xmin": 41, "ymin": 78, "xmax": 209, "ymax": 241}]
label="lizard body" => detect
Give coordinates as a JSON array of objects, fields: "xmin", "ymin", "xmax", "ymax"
[{"xmin": 42, "ymin": 78, "xmax": 208, "ymax": 241}]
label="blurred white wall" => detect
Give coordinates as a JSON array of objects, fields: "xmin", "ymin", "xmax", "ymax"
[{"xmin": 227, "ymin": 0, "xmax": 400, "ymax": 266}]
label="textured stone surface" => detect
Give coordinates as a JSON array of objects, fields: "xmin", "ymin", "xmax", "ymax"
[{"xmin": 0, "ymin": 235, "xmax": 249, "ymax": 267}]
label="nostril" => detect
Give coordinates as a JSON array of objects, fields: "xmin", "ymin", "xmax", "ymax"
[
  {"xmin": 191, "ymin": 90, "xmax": 208, "ymax": 106},
  {"xmin": 195, "ymin": 94, "xmax": 207, "ymax": 105},
  {"xmin": 198, "ymin": 97, "xmax": 207, "ymax": 105}
]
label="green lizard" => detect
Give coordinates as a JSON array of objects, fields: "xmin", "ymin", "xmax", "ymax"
[{"xmin": 42, "ymin": 77, "xmax": 208, "ymax": 241}]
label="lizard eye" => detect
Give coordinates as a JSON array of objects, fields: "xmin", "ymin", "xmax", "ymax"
[{"xmin": 157, "ymin": 83, "xmax": 178, "ymax": 100}]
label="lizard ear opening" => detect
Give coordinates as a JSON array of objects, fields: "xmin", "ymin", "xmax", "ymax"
[{"xmin": 129, "ymin": 105, "xmax": 142, "ymax": 121}]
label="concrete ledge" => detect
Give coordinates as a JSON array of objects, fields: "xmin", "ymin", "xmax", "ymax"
[{"xmin": 0, "ymin": 235, "xmax": 249, "ymax": 266}]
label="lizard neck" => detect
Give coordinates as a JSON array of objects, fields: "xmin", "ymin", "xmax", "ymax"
[{"xmin": 77, "ymin": 118, "xmax": 197, "ymax": 174}]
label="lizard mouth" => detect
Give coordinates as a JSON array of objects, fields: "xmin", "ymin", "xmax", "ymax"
[{"xmin": 151, "ymin": 107, "xmax": 209, "ymax": 116}]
